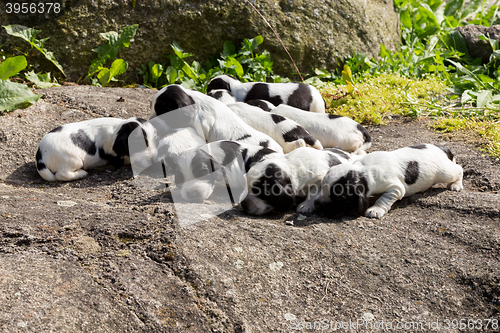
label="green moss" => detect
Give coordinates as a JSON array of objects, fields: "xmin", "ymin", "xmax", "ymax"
[
  {"xmin": 320, "ymin": 74, "xmax": 447, "ymax": 125},
  {"xmin": 430, "ymin": 118, "xmax": 500, "ymax": 159}
]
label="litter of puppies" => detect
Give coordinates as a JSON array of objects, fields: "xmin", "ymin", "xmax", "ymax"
[{"xmin": 35, "ymin": 75, "xmax": 463, "ymax": 219}]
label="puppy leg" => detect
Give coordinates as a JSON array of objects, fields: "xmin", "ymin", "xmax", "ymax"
[
  {"xmin": 365, "ymin": 185, "xmax": 405, "ymax": 219},
  {"xmin": 441, "ymin": 164, "xmax": 464, "ymax": 192},
  {"xmin": 296, "ymin": 185, "xmax": 322, "ymax": 214},
  {"xmin": 55, "ymin": 169, "xmax": 88, "ymax": 181}
]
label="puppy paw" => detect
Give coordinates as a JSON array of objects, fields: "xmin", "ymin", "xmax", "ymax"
[
  {"xmin": 296, "ymin": 201, "xmax": 315, "ymax": 214},
  {"xmin": 365, "ymin": 206, "xmax": 386, "ymax": 219},
  {"xmin": 448, "ymin": 181, "xmax": 463, "ymax": 192}
]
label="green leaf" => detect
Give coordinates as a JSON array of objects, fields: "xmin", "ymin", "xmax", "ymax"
[
  {"xmin": 97, "ymin": 68, "xmax": 111, "ymax": 87},
  {"xmin": 109, "ymin": 59, "xmax": 128, "ymax": 79},
  {"xmin": 341, "ymin": 65, "xmax": 353, "ymax": 83},
  {"xmin": 0, "ymin": 56, "xmax": 27, "ymax": 80},
  {"xmin": 165, "ymin": 66, "xmax": 177, "ymax": 84},
  {"xmin": 0, "ymin": 80, "xmax": 40, "ymax": 112},
  {"xmin": 444, "ymin": 0, "xmax": 464, "ymax": 17},
  {"xmin": 25, "ymin": 71, "xmax": 59, "ymax": 88},
  {"xmin": 151, "ymin": 63, "xmax": 163, "ymax": 81},
  {"xmin": 400, "ymin": 9, "xmax": 412, "ymax": 29},
  {"xmin": 477, "ymin": 90, "xmax": 493, "ymax": 108},
  {"xmin": 222, "ymin": 40, "xmax": 236, "ymax": 58},
  {"xmin": 225, "ymin": 57, "xmax": 244, "ymax": 77},
  {"xmin": 3, "ymin": 25, "xmax": 66, "ymax": 77},
  {"xmin": 250, "ymin": 36, "xmax": 264, "ymax": 52},
  {"xmin": 171, "ymin": 41, "xmax": 193, "ymax": 59}
]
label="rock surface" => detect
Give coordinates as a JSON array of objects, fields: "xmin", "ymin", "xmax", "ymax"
[
  {"xmin": 0, "ymin": 86, "xmax": 499, "ymax": 332},
  {"xmin": 0, "ymin": 0, "xmax": 400, "ymax": 82},
  {"xmin": 455, "ymin": 25, "xmax": 500, "ymax": 63}
]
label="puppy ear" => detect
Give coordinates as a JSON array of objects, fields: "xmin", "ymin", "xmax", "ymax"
[
  {"xmin": 272, "ymin": 183, "xmax": 295, "ymax": 212},
  {"xmin": 113, "ymin": 122, "xmax": 140, "ymax": 157},
  {"xmin": 154, "ymin": 85, "xmax": 195, "ymax": 116}
]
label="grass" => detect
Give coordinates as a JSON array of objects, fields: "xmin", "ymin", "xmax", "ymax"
[{"xmin": 319, "ymin": 73, "xmax": 500, "ymax": 159}]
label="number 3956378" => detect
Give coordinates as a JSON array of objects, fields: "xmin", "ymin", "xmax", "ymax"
[{"xmin": 6, "ymin": 3, "xmax": 61, "ymax": 14}]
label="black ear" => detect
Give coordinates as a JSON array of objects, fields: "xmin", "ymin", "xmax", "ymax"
[
  {"xmin": 357, "ymin": 194, "xmax": 369, "ymax": 216},
  {"xmin": 154, "ymin": 85, "xmax": 195, "ymax": 116},
  {"xmin": 207, "ymin": 77, "xmax": 231, "ymax": 93},
  {"xmin": 113, "ymin": 122, "xmax": 140, "ymax": 157}
]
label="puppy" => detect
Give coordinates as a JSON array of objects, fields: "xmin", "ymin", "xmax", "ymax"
[
  {"xmin": 270, "ymin": 104, "xmax": 371, "ymax": 154},
  {"xmin": 241, "ymin": 147, "xmax": 353, "ymax": 215},
  {"xmin": 149, "ymin": 85, "xmax": 284, "ymax": 154},
  {"xmin": 314, "ymin": 144, "xmax": 464, "ymax": 219},
  {"xmin": 207, "ymin": 89, "xmax": 323, "ymax": 153},
  {"xmin": 175, "ymin": 140, "xmax": 281, "ymax": 203},
  {"xmin": 157, "ymin": 127, "xmax": 206, "ymax": 171},
  {"xmin": 36, "ymin": 117, "xmax": 157, "ymax": 181},
  {"xmin": 206, "ymin": 74, "xmax": 326, "ymax": 113}
]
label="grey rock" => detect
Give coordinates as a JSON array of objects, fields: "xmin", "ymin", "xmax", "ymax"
[
  {"xmin": 455, "ymin": 25, "xmax": 500, "ymax": 63},
  {"xmin": 0, "ymin": 0, "xmax": 400, "ymax": 82}
]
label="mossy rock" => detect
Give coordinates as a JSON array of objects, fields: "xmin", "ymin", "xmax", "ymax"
[{"xmin": 0, "ymin": 0, "xmax": 400, "ymax": 82}]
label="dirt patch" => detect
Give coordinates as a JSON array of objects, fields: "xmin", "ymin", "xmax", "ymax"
[{"xmin": 0, "ymin": 86, "xmax": 499, "ymax": 332}]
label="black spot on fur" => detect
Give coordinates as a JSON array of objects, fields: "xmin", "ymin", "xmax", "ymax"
[
  {"xmin": 327, "ymin": 155, "xmax": 341, "ymax": 167},
  {"xmin": 209, "ymin": 90, "xmax": 226, "ymax": 101},
  {"xmin": 323, "ymin": 148, "xmax": 350, "ymax": 160},
  {"xmin": 236, "ymin": 134, "xmax": 251, "ymax": 141},
  {"xmin": 259, "ymin": 141, "xmax": 269, "ymax": 148},
  {"xmin": 315, "ymin": 170, "xmax": 369, "ymax": 218},
  {"xmin": 328, "ymin": 114, "xmax": 343, "ymax": 119},
  {"xmin": 357, "ymin": 124, "xmax": 371, "ymax": 143},
  {"xmin": 287, "ymin": 83, "xmax": 314, "ymax": 111},
  {"xmin": 434, "ymin": 144, "xmax": 454, "ymax": 161},
  {"xmin": 404, "ymin": 161, "xmax": 419, "ymax": 185},
  {"xmin": 247, "ymin": 99, "xmax": 273, "ymax": 111},
  {"xmin": 70, "ymin": 130, "xmax": 97, "ymax": 155},
  {"xmin": 219, "ymin": 141, "xmax": 241, "ymax": 166},
  {"xmin": 99, "ymin": 148, "xmax": 124, "ymax": 168},
  {"xmin": 207, "ymin": 77, "xmax": 232, "ymax": 93},
  {"xmin": 271, "ymin": 114, "xmax": 286, "ymax": 124},
  {"xmin": 154, "ymin": 85, "xmax": 195, "ymax": 117},
  {"xmin": 244, "ymin": 83, "xmax": 283, "ymax": 106},
  {"xmin": 283, "ymin": 126, "xmax": 317, "ymax": 146},
  {"xmin": 242, "ymin": 147, "xmax": 275, "ymax": 172},
  {"xmin": 252, "ymin": 163, "xmax": 295, "ymax": 212},
  {"xmin": 113, "ymin": 122, "xmax": 141, "ymax": 158},
  {"xmin": 409, "ymin": 144, "xmax": 427, "ymax": 150},
  {"xmin": 49, "ymin": 125, "xmax": 63, "ymax": 133},
  {"xmin": 35, "ymin": 147, "xmax": 46, "ymax": 171},
  {"xmin": 174, "ymin": 166, "xmax": 185, "ymax": 186}
]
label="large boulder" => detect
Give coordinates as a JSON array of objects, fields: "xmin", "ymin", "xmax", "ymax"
[
  {"xmin": 0, "ymin": 0, "xmax": 400, "ymax": 82},
  {"xmin": 455, "ymin": 25, "xmax": 500, "ymax": 63}
]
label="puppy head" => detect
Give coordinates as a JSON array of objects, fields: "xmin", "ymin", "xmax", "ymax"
[
  {"xmin": 314, "ymin": 164, "xmax": 369, "ymax": 218},
  {"xmin": 241, "ymin": 161, "xmax": 295, "ymax": 215},
  {"xmin": 246, "ymin": 99, "xmax": 275, "ymax": 111},
  {"xmin": 206, "ymin": 89, "xmax": 238, "ymax": 105},
  {"xmin": 149, "ymin": 85, "xmax": 196, "ymax": 131},
  {"xmin": 175, "ymin": 147, "xmax": 223, "ymax": 203},
  {"xmin": 206, "ymin": 75, "xmax": 240, "ymax": 93}
]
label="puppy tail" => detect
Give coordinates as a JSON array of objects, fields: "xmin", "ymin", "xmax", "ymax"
[
  {"xmin": 35, "ymin": 148, "xmax": 57, "ymax": 181},
  {"xmin": 312, "ymin": 140, "xmax": 324, "ymax": 150}
]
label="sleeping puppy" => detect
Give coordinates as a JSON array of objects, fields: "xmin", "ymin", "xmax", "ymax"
[
  {"xmin": 157, "ymin": 127, "xmax": 206, "ymax": 171},
  {"xmin": 241, "ymin": 147, "xmax": 353, "ymax": 215},
  {"xmin": 207, "ymin": 89, "xmax": 323, "ymax": 153},
  {"xmin": 206, "ymin": 74, "xmax": 326, "ymax": 113},
  {"xmin": 270, "ymin": 104, "xmax": 371, "ymax": 154},
  {"xmin": 36, "ymin": 117, "xmax": 157, "ymax": 181},
  {"xmin": 149, "ymin": 85, "xmax": 283, "ymax": 154},
  {"xmin": 175, "ymin": 140, "xmax": 281, "ymax": 203},
  {"xmin": 314, "ymin": 144, "xmax": 464, "ymax": 219}
]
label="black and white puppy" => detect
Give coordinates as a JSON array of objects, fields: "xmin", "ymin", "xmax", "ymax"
[
  {"xmin": 207, "ymin": 89, "xmax": 323, "ymax": 153},
  {"xmin": 314, "ymin": 144, "xmax": 464, "ymax": 219},
  {"xmin": 149, "ymin": 85, "xmax": 284, "ymax": 154},
  {"xmin": 270, "ymin": 104, "xmax": 372, "ymax": 154},
  {"xmin": 241, "ymin": 147, "xmax": 353, "ymax": 215},
  {"xmin": 36, "ymin": 117, "xmax": 158, "ymax": 181},
  {"xmin": 206, "ymin": 75, "xmax": 326, "ymax": 113},
  {"xmin": 175, "ymin": 140, "xmax": 281, "ymax": 203}
]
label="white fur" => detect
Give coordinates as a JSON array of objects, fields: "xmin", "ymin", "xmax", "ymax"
[
  {"xmin": 157, "ymin": 127, "xmax": 206, "ymax": 171},
  {"xmin": 36, "ymin": 118, "xmax": 158, "ymax": 181},
  {"xmin": 270, "ymin": 104, "xmax": 371, "ymax": 154}
]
